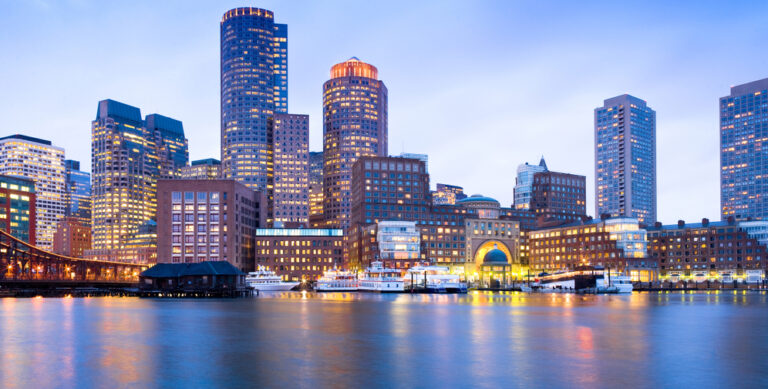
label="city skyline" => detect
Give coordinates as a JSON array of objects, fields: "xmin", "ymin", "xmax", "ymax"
[{"xmin": 2, "ymin": 1, "xmax": 768, "ymax": 222}]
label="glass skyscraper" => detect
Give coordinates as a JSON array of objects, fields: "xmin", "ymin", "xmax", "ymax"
[
  {"xmin": 514, "ymin": 157, "xmax": 548, "ymax": 210},
  {"xmin": 90, "ymin": 99, "xmax": 188, "ymax": 257},
  {"xmin": 594, "ymin": 94, "xmax": 656, "ymax": 224},
  {"xmin": 63, "ymin": 159, "xmax": 91, "ymax": 223},
  {"xmin": 323, "ymin": 57, "xmax": 388, "ymax": 229},
  {"xmin": 220, "ymin": 7, "xmax": 288, "ymax": 190},
  {"xmin": 720, "ymin": 77, "xmax": 768, "ymax": 220}
]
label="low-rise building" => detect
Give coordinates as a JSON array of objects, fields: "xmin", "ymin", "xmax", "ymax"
[
  {"xmin": 254, "ymin": 228, "xmax": 344, "ymax": 282},
  {"xmin": 646, "ymin": 218, "xmax": 768, "ymax": 283},
  {"xmin": 0, "ymin": 175, "xmax": 36, "ymax": 244},
  {"xmin": 52, "ymin": 216, "xmax": 91, "ymax": 257}
]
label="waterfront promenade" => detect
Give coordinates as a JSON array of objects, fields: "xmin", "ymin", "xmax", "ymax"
[{"xmin": 1, "ymin": 291, "xmax": 767, "ymax": 388}]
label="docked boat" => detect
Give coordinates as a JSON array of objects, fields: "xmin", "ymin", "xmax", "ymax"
[
  {"xmin": 245, "ymin": 267, "xmax": 299, "ymax": 291},
  {"xmin": 316, "ymin": 268, "xmax": 358, "ymax": 292},
  {"xmin": 358, "ymin": 261, "xmax": 404, "ymax": 292},
  {"xmin": 603, "ymin": 275, "xmax": 633, "ymax": 293},
  {"xmin": 404, "ymin": 264, "xmax": 467, "ymax": 293}
]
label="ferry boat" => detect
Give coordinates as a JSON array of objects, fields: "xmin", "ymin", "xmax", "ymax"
[
  {"xmin": 601, "ymin": 275, "xmax": 633, "ymax": 293},
  {"xmin": 245, "ymin": 267, "xmax": 299, "ymax": 291},
  {"xmin": 404, "ymin": 264, "xmax": 467, "ymax": 293},
  {"xmin": 358, "ymin": 261, "xmax": 404, "ymax": 293},
  {"xmin": 316, "ymin": 268, "xmax": 358, "ymax": 292}
]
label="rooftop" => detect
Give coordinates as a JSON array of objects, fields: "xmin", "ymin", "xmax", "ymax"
[
  {"xmin": 141, "ymin": 261, "xmax": 244, "ymax": 278},
  {"xmin": 0, "ymin": 134, "xmax": 52, "ymax": 146}
]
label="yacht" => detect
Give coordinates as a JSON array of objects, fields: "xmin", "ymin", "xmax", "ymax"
[
  {"xmin": 246, "ymin": 267, "xmax": 299, "ymax": 291},
  {"xmin": 604, "ymin": 275, "xmax": 633, "ymax": 293},
  {"xmin": 358, "ymin": 261, "xmax": 404, "ymax": 292},
  {"xmin": 405, "ymin": 264, "xmax": 467, "ymax": 293},
  {"xmin": 316, "ymin": 268, "xmax": 358, "ymax": 292}
]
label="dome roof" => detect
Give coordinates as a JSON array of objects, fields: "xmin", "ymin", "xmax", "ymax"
[
  {"xmin": 483, "ymin": 248, "xmax": 508, "ymax": 264},
  {"xmin": 456, "ymin": 194, "xmax": 499, "ymax": 205}
]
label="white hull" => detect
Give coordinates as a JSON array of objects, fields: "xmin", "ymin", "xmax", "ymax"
[
  {"xmin": 249, "ymin": 282, "xmax": 299, "ymax": 291},
  {"xmin": 358, "ymin": 280, "xmax": 404, "ymax": 293},
  {"xmin": 316, "ymin": 286, "xmax": 358, "ymax": 292}
]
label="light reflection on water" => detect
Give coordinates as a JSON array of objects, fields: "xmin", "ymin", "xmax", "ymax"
[{"xmin": 1, "ymin": 292, "xmax": 768, "ymax": 388}]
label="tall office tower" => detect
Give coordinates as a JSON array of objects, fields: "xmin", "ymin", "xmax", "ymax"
[
  {"xmin": 181, "ymin": 159, "xmax": 221, "ymax": 180},
  {"xmin": 63, "ymin": 160, "xmax": 91, "ymax": 222},
  {"xmin": 269, "ymin": 113, "xmax": 309, "ymax": 226},
  {"xmin": 309, "ymin": 151, "xmax": 324, "ymax": 186},
  {"xmin": 0, "ymin": 135, "xmax": 65, "ymax": 249},
  {"xmin": 90, "ymin": 99, "xmax": 188, "ymax": 256},
  {"xmin": 514, "ymin": 158, "xmax": 547, "ymax": 210},
  {"xmin": 146, "ymin": 114, "xmax": 189, "ymax": 179},
  {"xmin": 720, "ymin": 77, "xmax": 768, "ymax": 220},
  {"xmin": 323, "ymin": 57, "xmax": 388, "ymax": 229},
  {"xmin": 220, "ymin": 7, "xmax": 288, "ymax": 189},
  {"xmin": 595, "ymin": 94, "xmax": 657, "ymax": 224},
  {"xmin": 308, "ymin": 151, "xmax": 324, "ymax": 222}
]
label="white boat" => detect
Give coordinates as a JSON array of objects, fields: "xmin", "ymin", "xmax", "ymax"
[
  {"xmin": 404, "ymin": 264, "xmax": 467, "ymax": 293},
  {"xmin": 246, "ymin": 267, "xmax": 299, "ymax": 291},
  {"xmin": 316, "ymin": 268, "xmax": 358, "ymax": 292},
  {"xmin": 606, "ymin": 275, "xmax": 633, "ymax": 293},
  {"xmin": 358, "ymin": 261, "xmax": 404, "ymax": 293}
]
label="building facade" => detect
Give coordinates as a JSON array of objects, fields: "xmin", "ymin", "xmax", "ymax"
[
  {"xmin": 0, "ymin": 175, "xmax": 35, "ymax": 244},
  {"xmin": 647, "ymin": 218, "xmax": 768, "ymax": 283},
  {"xmin": 323, "ymin": 57, "xmax": 388, "ymax": 229},
  {"xmin": 720, "ymin": 78, "xmax": 768, "ymax": 221},
  {"xmin": 432, "ymin": 183, "xmax": 467, "ymax": 205},
  {"xmin": 157, "ymin": 179, "xmax": 265, "ymax": 272},
  {"xmin": 0, "ymin": 134, "xmax": 65, "ymax": 249},
  {"xmin": 52, "ymin": 216, "xmax": 91, "ymax": 258},
  {"xmin": 595, "ymin": 94, "xmax": 657, "ymax": 224},
  {"xmin": 90, "ymin": 99, "xmax": 188, "ymax": 259},
  {"xmin": 220, "ymin": 7, "xmax": 288, "ymax": 190},
  {"xmin": 530, "ymin": 170, "xmax": 587, "ymax": 225},
  {"xmin": 181, "ymin": 158, "xmax": 221, "ymax": 180},
  {"xmin": 528, "ymin": 217, "xmax": 655, "ymax": 281},
  {"xmin": 63, "ymin": 159, "xmax": 91, "ymax": 223},
  {"xmin": 269, "ymin": 113, "xmax": 309, "ymax": 226},
  {"xmin": 514, "ymin": 158, "xmax": 548, "ymax": 210},
  {"xmin": 254, "ymin": 228, "xmax": 343, "ymax": 281}
]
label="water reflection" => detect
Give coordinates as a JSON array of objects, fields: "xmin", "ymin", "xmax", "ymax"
[{"xmin": 0, "ymin": 292, "xmax": 767, "ymax": 388}]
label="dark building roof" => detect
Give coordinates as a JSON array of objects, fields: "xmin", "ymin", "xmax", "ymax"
[
  {"xmin": 483, "ymin": 248, "xmax": 508, "ymax": 263},
  {"xmin": 146, "ymin": 113, "xmax": 185, "ymax": 136},
  {"xmin": 141, "ymin": 261, "xmax": 244, "ymax": 278},
  {"xmin": 539, "ymin": 156, "xmax": 548, "ymax": 170},
  {"xmin": 97, "ymin": 99, "xmax": 142, "ymax": 123},
  {"xmin": 457, "ymin": 194, "xmax": 499, "ymax": 204},
  {"xmin": 191, "ymin": 158, "xmax": 221, "ymax": 166},
  {"xmin": 0, "ymin": 134, "xmax": 52, "ymax": 145}
]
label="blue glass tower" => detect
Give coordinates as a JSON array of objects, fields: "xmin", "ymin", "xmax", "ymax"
[
  {"xmin": 64, "ymin": 159, "xmax": 91, "ymax": 222},
  {"xmin": 720, "ymin": 77, "xmax": 768, "ymax": 220},
  {"xmin": 595, "ymin": 94, "xmax": 656, "ymax": 224}
]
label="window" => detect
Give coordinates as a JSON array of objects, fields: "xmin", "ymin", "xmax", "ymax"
[
  {"xmin": 172, "ymin": 192, "xmax": 182, "ymax": 203},
  {"xmin": 197, "ymin": 192, "xmax": 207, "ymax": 202},
  {"xmin": 184, "ymin": 192, "xmax": 194, "ymax": 202}
]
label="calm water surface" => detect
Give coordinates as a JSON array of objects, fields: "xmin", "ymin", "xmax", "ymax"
[{"xmin": 1, "ymin": 291, "xmax": 767, "ymax": 388}]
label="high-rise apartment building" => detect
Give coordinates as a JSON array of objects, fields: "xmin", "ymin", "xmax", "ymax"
[
  {"xmin": 269, "ymin": 113, "xmax": 309, "ymax": 226},
  {"xmin": 720, "ymin": 77, "xmax": 768, "ymax": 221},
  {"xmin": 220, "ymin": 7, "xmax": 288, "ymax": 189},
  {"xmin": 514, "ymin": 158, "xmax": 547, "ymax": 210},
  {"xmin": 181, "ymin": 159, "xmax": 221, "ymax": 180},
  {"xmin": 595, "ymin": 94, "xmax": 656, "ymax": 224},
  {"xmin": 90, "ymin": 99, "xmax": 188, "ymax": 259},
  {"xmin": 323, "ymin": 57, "xmax": 388, "ymax": 229},
  {"xmin": 63, "ymin": 159, "xmax": 91, "ymax": 222},
  {"xmin": 0, "ymin": 175, "xmax": 36, "ymax": 244},
  {"xmin": 0, "ymin": 135, "xmax": 65, "ymax": 249}
]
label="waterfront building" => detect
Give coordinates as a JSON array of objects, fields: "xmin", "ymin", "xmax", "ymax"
[
  {"xmin": 514, "ymin": 158, "xmax": 547, "ymax": 210},
  {"xmin": 181, "ymin": 158, "xmax": 221, "ymax": 180},
  {"xmin": 139, "ymin": 261, "xmax": 246, "ymax": 292},
  {"xmin": 254, "ymin": 228, "xmax": 343, "ymax": 281},
  {"xmin": 720, "ymin": 77, "xmax": 768, "ymax": 221},
  {"xmin": 220, "ymin": 7, "xmax": 288, "ymax": 189},
  {"xmin": 157, "ymin": 179, "xmax": 266, "ymax": 272},
  {"xmin": 52, "ymin": 216, "xmax": 91, "ymax": 258},
  {"xmin": 530, "ymin": 169, "xmax": 587, "ymax": 226},
  {"xmin": 432, "ymin": 183, "xmax": 467, "ymax": 205},
  {"xmin": 646, "ymin": 218, "xmax": 768, "ymax": 283},
  {"xmin": 0, "ymin": 175, "xmax": 35, "ymax": 244},
  {"xmin": 89, "ymin": 99, "xmax": 189, "ymax": 262},
  {"xmin": 0, "ymin": 134, "xmax": 65, "ymax": 249},
  {"xmin": 528, "ymin": 216, "xmax": 656, "ymax": 281},
  {"xmin": 377, "ymin": 220, "xmax": 420, "ymax": 262},
  {"xmin": 323, "ymin": 57, "xmax": 388, "ymax": 229},
  {"xmin": 63, "ymin": 160, "xmax": 91, "ymax": 223},
  {"xmin": 595, "ymin": 95, "xmax": 657, "ymax": 224},
  {"xmin": 269, "ymin": 113, "xmax": 309, "ymax": 226}
]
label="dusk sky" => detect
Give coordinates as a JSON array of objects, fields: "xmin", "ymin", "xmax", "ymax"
[{"xmin": 2, "ymin": 0, "xmax": 767, "ymax": 223}]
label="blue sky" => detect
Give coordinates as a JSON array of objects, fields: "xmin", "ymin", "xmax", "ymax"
[{"xmin": 1, "ymin": 0, "xmax": 767, "ymax": 223}]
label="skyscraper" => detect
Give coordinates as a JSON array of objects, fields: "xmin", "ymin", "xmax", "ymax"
[
  {"xmin": 323, "ymin": 57, "xmax": 388, "ymax": 229},
  {"xmin": 63, "ymin": 159, "xmax": 91, "ymax": 222},
  {"xmin": 220, "ymin": 7, "xmax": 287, "ymax": 190},
  {"xmin": 513, "ymin": 158, "xmax": 548, "ymax": 210},
  {"xmin": 269, "ymin": 113, "xmax": 309, "ymax": 226},
  {"xmin": 90, "ymin": 99, "xmax": 188, "ymax": 260},
  {"xmin": 720, "ymin": 77, "xmax": 768, "ymax": 220},
  {"xmin": 595, "ymin": 94, "xmax": 656, "ymax": 224},
  {"xmin": 0, "ymin": 135, "xmax": 65, "ymax": 249}
]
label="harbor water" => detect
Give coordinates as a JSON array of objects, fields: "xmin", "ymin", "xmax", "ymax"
[{"xmin": 1, "ymin": 291, "xmax": 767, "ymax": 388}]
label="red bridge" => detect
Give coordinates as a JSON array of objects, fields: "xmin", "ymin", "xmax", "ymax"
[{"xmin": 0, "ymin": 229, "xmax": 148, "ymax": 287}]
